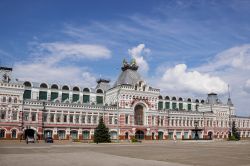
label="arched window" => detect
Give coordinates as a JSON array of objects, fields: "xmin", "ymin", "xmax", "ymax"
[
  {"xmin": 83, "ymin": 88, "xmax": 90, "ymax": 92},
  {"xmin": 158, "ymin": 95, "xmax": 163, "ymax": 100},
  {"xmin": 82, "ymin": 131, "xmax": 90, "ymax": 140},
  {"xmin": 40, "ymin": 83, "xmax": 48, "ymax": 88},
  {"xmin": 110, "ymin": 131, "xmax": 118, "ymax": 139},
  {"xmin": 0, "ymin": 129, "xmax": 5, "ymax": 138},
  {"xmin": 134, "ymin": 105, "xmax": 144, "ymax": 125},
  {"xmin": 172, "ymin": 97, "xmax": 176, "ymax": 101},
  {"xmin": 165, "ymin": 96, "xmax": 170, "ymax": 100},
  {"xmin": 11, "ymin": 130, "xmax": 17, "ymax": 138},
  {"xmin": 178, "ymin": 97, "xmax": 183, "ymax": 101},
  {"xmin": 23, "ymin": 81, "xmax": 32, "ymax": 87},
  {"xmin": 51, "ymin": 84, "xmax": 59, "ymax": 89},
  {"xmin": 8, "ymin": 97, "xmax": 12, "ymax": 103},
  {"xmin": 62, "ymin": 85, "xmax": 69, "ymax": 90},
  {"xmin": 187, "ymin": 98, "xmax": 192, "ymax": 102},
  {"xmin": 195, "ymin": 99, "xmax": 199, "ymax": 103},
  {"xmin": 201, "ymin": 100, "xmax": 205, "ymax": 104},
  {"xmin": 14, "ymin": 98, "xmax": 17, "ymax": 103},
  {"xmin": 96, "ymin": 89, "xmax": 103, "ymax": 94},
  {"xmin": 73, "ymin": 86, "xmax": 80, "ymax": 91}
]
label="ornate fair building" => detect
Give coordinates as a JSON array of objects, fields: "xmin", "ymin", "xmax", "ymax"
[{"xmin": 0, "ymin": 60, "xmax": 250, "ymax": 141}]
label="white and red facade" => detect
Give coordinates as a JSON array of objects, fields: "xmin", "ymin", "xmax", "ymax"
[{"xmin": 0, "ymin": 63, "xmax": 250, "ymax": 141}]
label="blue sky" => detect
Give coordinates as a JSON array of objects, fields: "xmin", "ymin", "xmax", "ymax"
[{"xmin": 1, "ymin": 0, "xmax": 250, "ymax": 115}]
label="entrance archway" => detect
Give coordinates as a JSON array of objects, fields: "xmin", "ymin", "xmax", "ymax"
[
  {"xmin": 134, "ymin": 105, "xmax": 144, "ymax": 125},
  {"xmin": 24, "ymin": 129, "xmax": 35, "ymax": 139},
  {"xmin": 135, "ymin": 130, "xmax": 144, "ymax": 140},
  {"xmin": 152, "ymin": 132, "xmax": 155, "ymax": 140},
  {"xmin": 208, "ymin": 131, "xmax": 213, "ymax": 140},
  {"xmin": 125, "ymin": 132, "xmax": 129, "ymax": 140},
  {"xmin": 44, "ymin": 130, "xmax": 53, "ymax": 138},
  {"xmin": 158, "ymin": 131, "xmax": 164, "ymax": 140}
]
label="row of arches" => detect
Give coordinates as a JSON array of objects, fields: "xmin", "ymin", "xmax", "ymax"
[
  {"xmin": 24, "ymin": 81, "xmax": 103, "ymax": 94},
  {"xmin": 0, "ymin": 128, "xmax": 18, "ymax": 139},
  {"xmin": 1, "ymin": 96, "xmax": 18, "ymax": 103},
  {"xmin": 159, "ymin": 95, "xmax": 205, "ymax": 103}
]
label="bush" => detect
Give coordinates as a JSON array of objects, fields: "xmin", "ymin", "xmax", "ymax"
[
  {"xmin": 131, "ymin": 138, "xmax": 138, "ymax": 143},
  {"xmin": 228, "ymin": 135, "xmax": 239, "ymax": 141}
]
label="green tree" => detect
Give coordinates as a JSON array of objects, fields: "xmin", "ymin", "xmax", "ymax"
[
  {"xmin": 94, "ymin": 116, "xmax": 111, "ymax": 143},
  {"xmin": 229, "ymin": 121, "xmax": 240, "ymax": 141}
]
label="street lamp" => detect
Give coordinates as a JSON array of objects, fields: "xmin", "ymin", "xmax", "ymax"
[
  {"xmin": 194, "ymin": 120, "xmax": 199, "ymax": 140},
  {"xmin": 42, "ymin": 101, "xmax": 46, "ymax": 140}
]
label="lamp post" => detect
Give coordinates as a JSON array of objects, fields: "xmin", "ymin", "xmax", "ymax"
[
  {"xmin": 194, "ymin": 120, "xmax": 199, "ymax": 140},
  {"xmin": 42, "ymin": 101, "xmax": 46, "ymax": 140},
  {"xmin": 116, "ymin": 87, "xmax": 121, "ymax": 142}
]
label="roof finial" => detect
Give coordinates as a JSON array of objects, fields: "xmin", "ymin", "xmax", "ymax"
[{"xmin": 228, "ymin": 84, "xmax": 231, "ymax": 99}]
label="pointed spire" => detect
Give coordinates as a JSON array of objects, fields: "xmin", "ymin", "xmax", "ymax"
[{"xmin": 227, "ymin": 84, "xmax": 233, "ymax": 106}]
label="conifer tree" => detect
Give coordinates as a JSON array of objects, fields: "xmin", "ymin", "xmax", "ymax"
[
  {"xmin": 232, "ymin": 121, "xmax": 240, "ymax": 140},
  {"xmin": 94, "ymin": 116, "xmax": 111, "ymax": 143}
]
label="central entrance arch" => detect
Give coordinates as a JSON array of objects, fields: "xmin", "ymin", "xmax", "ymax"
[
  {"xmin": 134, "ymin": 105, "xmax": 144, "ymax": 125},
  {"xmin": 24, "ymin": 129, "xmax": 35, "ymax": 139},
  {"xmin": 135, "ymin": 130, "xmax": 144, "ymax": 140}
]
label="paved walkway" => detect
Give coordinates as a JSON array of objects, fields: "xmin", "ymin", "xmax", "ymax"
[{"xmin": 1, "ymin": 141, "xmax": 250, "ymax": 166}]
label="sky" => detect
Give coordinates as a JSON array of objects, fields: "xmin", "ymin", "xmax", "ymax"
[{"xmin": 0, "ymin": 0, "xmax": 250, "ymax": 116}]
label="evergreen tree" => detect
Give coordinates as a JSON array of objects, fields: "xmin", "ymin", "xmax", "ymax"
[
  {"xmin": 94, "ymin": 116, "xmax": 111, "ymax": 143},
  {"xmin": 229, "ymin": 121, "xmax": 240, "ymax": 141}
]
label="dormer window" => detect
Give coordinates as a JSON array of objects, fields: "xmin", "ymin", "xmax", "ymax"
[{"xmin": 62, "ymin": 85, "xmax": 69, "ymax": 90}]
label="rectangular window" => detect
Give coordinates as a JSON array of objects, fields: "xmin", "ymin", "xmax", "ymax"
[
  {"xmin": 31, "ymin": 112, "xmax": 36, "ymax": 121},
  {"xmin": 62, "ymin": 93, "xmax": 69, "ymax": 102},
  {"xmin": 172, "ymin": 103, "xmax": 177, "ymax": 110},
  {"xmin": 93, "ymin": 115, "xmax": 97, "ymax": 124},
  {"xmin": 96, "ymin": 96, "xmax": 103, "ymax": 104},
  {"xmin": 50, "ymin": 92, "xmax": 58, "ymax": 101},
  {"xmin": 70, "ymin": 115, "xmax": 74, "ymax": 123},
  {"xmin": 125, "ymin": 114, "xmax": 129, "ymax": 124},
  {"xmin": 83, "ymin": 95, "xmax": 90, "ymax": 103},
  {"xmin": 188, "ymin": 104, "xmax": 192, "ymax": 111},
  {"xmin": 43, "ymin": 113, "xmax": 47, "ymax": 122},
  {"xmin": 56, "ymin": 114, "xmax": 61, "ymax": 122},
  {"xmin": 81, "ymin": 115, "xmax": 86, "ymax": 124},
  {"xmin": 158, "ymin": 102, "xmax": 163, "ymax": 110},
  {"xmin": 179, "ymin": 103, "xmax": 183, "ymax": 110},
  {"xmin": 161, "ymin": 117, "xmax": 164, "ymax": 126},
  {"xmin": 114, "ymin": 117, "xmax": 118, "ymax": 124},
  {"xmin": 63, "ymin": 115, "xmax": 67, "ymax": 123},
  {"xmin": 50, "ymin": 114, "xmax": 54, "ymax": 122},
  {"xmin": 1, "ymin": 111, "xmax": 6, "ymax": 120},
  {"xmin": 24, "ymin": 112, "xmax": 29, "ymax": 121},
  {"xmin": 87, "ymin": 115, "xmax": 91, "ymax": 124},
  {"xmin": 73, "ymin": 94, "xmax": 79, "ymax": 102},
  {"xmin": 109, "ymin": 116, "xmax": 113, "ymax": 124},
  {"xmin": 23, "ymin": 90, "xmax": 31, "ymax": 99},
  {"xmin": 165, "ymin": 102, "xmax": 170, "ymax": 109},
  {"xmin": 39, "ymin": 91, "xmax": 47, "ymax": 100},
  {"xmin": 152, "ymin": 116, "xmax": 155, "ymax": 125},
  {"xmin": 12, "ymin": 111, "xmax": 17, "ymax": 120},
  {"xmin": 75, "ymin": 115, "xmax": 79, "ymax": 123}
]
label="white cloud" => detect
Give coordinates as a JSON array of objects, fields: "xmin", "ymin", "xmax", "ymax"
[
  {"xmin": 128, "ymin": 44, "xmax": 150, "ymax": 74},
  {"xmin": 158, "ymin": 64, "xmax": 228, "ymax": 94},
  {"xmin": 12, "ymin": 42, "xmax": 112, "ymax": 87},
  {"xmin": 39, "ymin": 42, "xmax": 111, "ymax": 62},
  {"xmin": 197, "ymin": 44, "xmax": 250, "ymax": 72},
  {"xmin": 13, "ymin": 61, "xmax": 96, "ymax": 87},
  {"xmin": 244, "ymin": 79, "xmax": 250, "ymax": 93}
]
